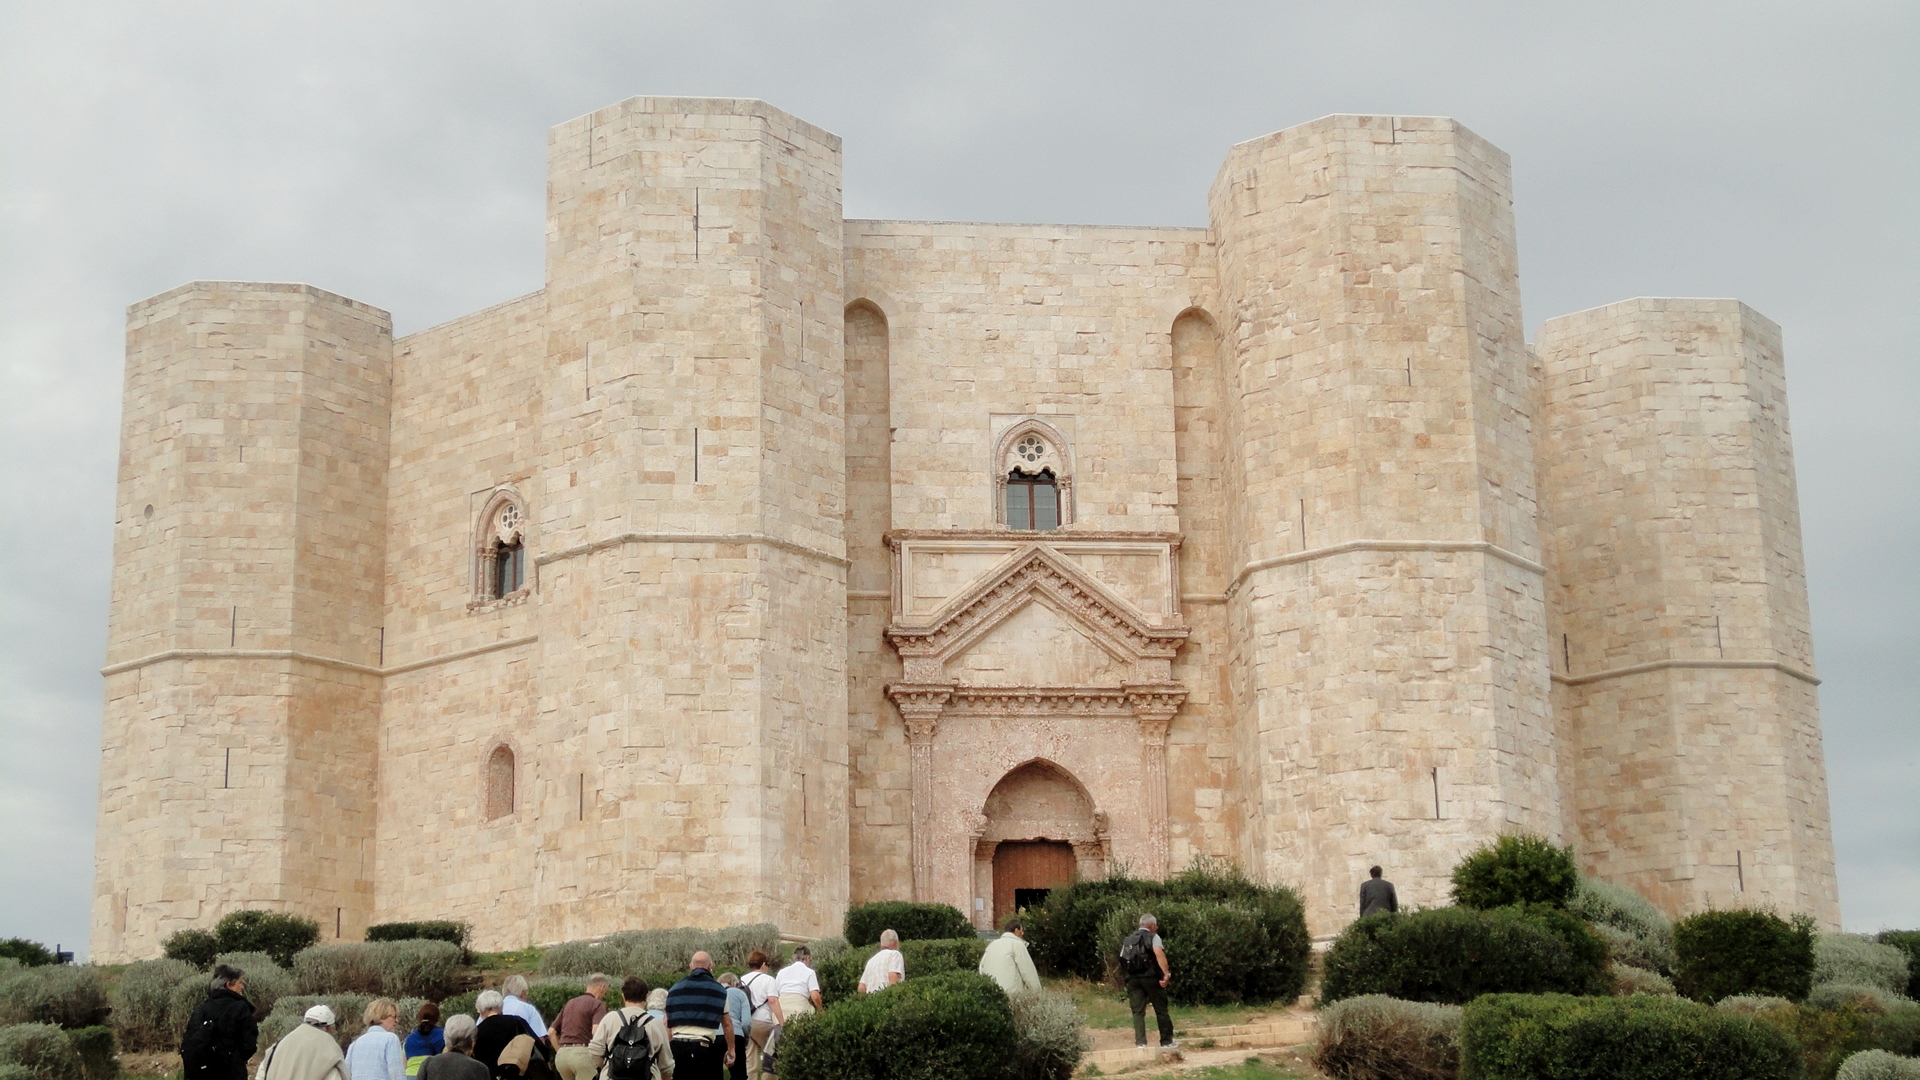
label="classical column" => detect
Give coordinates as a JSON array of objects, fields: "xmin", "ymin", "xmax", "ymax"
[
  {"xmin": 1127, "ymin": 685, "xmax": 1186, "ymax": 879},
  {"xmin": 887, "ymin": 684, "xmax": 952, "ymax": 901}
]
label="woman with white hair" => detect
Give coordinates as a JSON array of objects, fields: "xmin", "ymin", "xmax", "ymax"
[
  {"xmin": 416, "ymin": 1015, "xmax": 489, "ymax": 1080},
  {"xmin": 344, "ymin": 999, "xmax": 407, "ymax": 1080},
  {"xmin": 472, "ymin": 991, "xmax": 538, "ymax": 1080}
]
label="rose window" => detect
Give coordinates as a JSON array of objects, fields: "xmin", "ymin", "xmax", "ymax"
[{"xmin": 1016, "ymin": 435, "xmax": 1046, "ymax": 463}]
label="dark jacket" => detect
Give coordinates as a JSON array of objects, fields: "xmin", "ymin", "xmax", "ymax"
[
  {"xmin": 1359, "ymin": 877, "xmax": 1399, "ymax": 917},
  {"xmin": 181, "ymin": 987, "xmax": 259, "ymax": 1080},
  {"xmin": 473, "ymin": 1014, "xmax": 536, "ymax": 1080}
]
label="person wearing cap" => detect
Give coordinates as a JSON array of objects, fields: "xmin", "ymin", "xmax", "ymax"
[{"xmin": 255, "ymin": 1005, "xmax": 348, "ymax": 1080}]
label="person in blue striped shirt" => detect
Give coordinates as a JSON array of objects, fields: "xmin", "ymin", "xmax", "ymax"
[{"xmin": 664, "ymin": 952, "xmax": 735, "ymax": 1080}]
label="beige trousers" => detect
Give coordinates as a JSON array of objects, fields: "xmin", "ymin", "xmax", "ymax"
[
  {"xmin": 554, "ymin": 1047, "xmax": 597, "ymax": 1080},
  {"xmin": 746, "ymin": 1020, "xmax": 776, "ymax": 1080}
]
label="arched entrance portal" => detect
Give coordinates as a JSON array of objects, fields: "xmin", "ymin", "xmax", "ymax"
[{"xmin": 978, "ymin": 761, "xmax": 1107, "ymax": 927}]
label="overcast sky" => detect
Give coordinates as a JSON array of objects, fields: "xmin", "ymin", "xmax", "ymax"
[{"xmin": 2, "ymin": 2, "xmax": 1914, "ymax": 958}]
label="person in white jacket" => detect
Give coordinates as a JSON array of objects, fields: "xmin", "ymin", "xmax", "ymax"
[
  {"xmin": 345, "ymin": 999, "xmax": 409, "ymax": 1080},
  {"xmin": 257, "ymin": 1006, "xmax": 348, "ymax": 1080},
  {"xmin": 978, "ymin": 919, "xmax": 1042, "ymax": 996}
]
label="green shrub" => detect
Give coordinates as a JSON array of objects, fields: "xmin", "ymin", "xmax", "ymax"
[
  {"xmin": 779, "ymin": 971, "xmax": 1014, "ymax": 1080},
  {"xmin": 1569, "ymin": 877, "xmax": 1673, "ymax": 973},
  {"xmin": 1592, "ymin": 922, "xmax": 1673, "ymax": 977},
  {"xmin": 1839, "ymin": 1050, "xmax": 1920, "ymax": 1080},
  {"xmin": 291, "ymin": 942, "xmax": 462, "ymax": 1000},
  {"xmin": 1717, "ymin": 995, "xmax": 1796, "ymax": 1013},
  {"xmin": 1007, "ymin": 989, "xmax": 1086, "ymax": 1080},
  {"xmin": 364, "ymin": 923, "xmax": 469, "ymax": 950},
  {"xmin": 60, "ymin": 1028, "xmax": 115, "ymax": 1080},
  {"xmin": 521, "ymin": 983, "xmax": 619, "ymax": 1024},
  {"xmin": 107, "ymin": 960, "xmax": 198, "ymax": 1052},
  {"xmin": 1610, "ymin": 963, "xmax": 1676, "ymax": 996},
  {"xmin": 213, "ymin": 953, "xmax": 293, "ymax": 1017},
  {"xmin": 1091, "ymin": 901, "xmax": 1271, "ymax": 1006},
  {"xmin": 842, "ymin": 903, "xmax": 976, "ymax": 947},
  {"xmin": 161, "ymin": 931, "xmax": 218, "ymax": 970},
  {"xmin": 1880, "ymin": 934, "xmax": 1920, "ymax": 1000},
  {"xmin": 1451, "ymin": 834, "xmax": 1580, "ymax": 910},
  {"xmin": 1741, "ymin": 998, "xmax": 1920, "ymax": 1080},
  {"xmin": 0, "ymin": 1025, "xmax": 83, "ymax": 1080},
  {"xmin": 1673, "ymin": 909, "xmax": 1816, "ymax": 1003},
  {"xmin": 1820, "ymin": 935, "xmax": 1913, "ymax": 996},
  {"xmin": 437, "ymin": 992, "xmax": 477, "ymax": 1019},
  {"xmin": 819, "ymin": 939, "xmax": 987, "ymax": 1005},
  {"xmin": 1312, "ymin": 994, "xmax": 1461, "ymax": 1080},
  {"xmin": 259, "ymin": 996, "xmax": 374, "ymax": 1052},
  {"xmin": 537, "ymin": 924, "xmax": 780, "ymax": 978},
  {"xmin": 1811, "ymin": 984, "xmax": 1912, "ymax": 1013},
  {"xmin": 1320, "ymin": 906, "xmax": 1609, "ymax": 1006},
  {"xmin": 0, "ymin": 967, "xmax": 111, "ymax": 1029},
  {"xmin": 0, "ymin": 1065, "xmax": 36, "ymax": 1080},
  {"xmin": 0, "ymin": 944, "xmax": 55, "ymax": 970},
  {"xmin": 1458, "ymin": 992, "xmax": 1802, "ymax": 1080},
  {"xmin": 212, "ymin": 912, "xmax": 321, "ymax": 968}
]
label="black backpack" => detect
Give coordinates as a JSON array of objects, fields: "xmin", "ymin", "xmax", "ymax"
[
  {"xmin": 179, "ymin": 1010, "xmax": 226, "ymax": 1079},
  {"xmin": 1119, "ymin": 928, "xmax": 1159, "ymax": 980},
  {"xmin": 603, "ymin": 1012, "xmax": 654, "ymax": 1080}
]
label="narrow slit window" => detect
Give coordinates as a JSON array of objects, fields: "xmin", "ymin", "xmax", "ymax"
[{"xmin": 1005, "ymin": 469, "xmax": 1059, "ymax": 531}]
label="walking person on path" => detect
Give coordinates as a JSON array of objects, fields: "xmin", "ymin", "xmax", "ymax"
[
  {"xmin": 856, "ymin": 931, "xmax": 905, "ymax": 994},
  {"xmin": 474, "ymin": 991, "xmax": 539, "ymax": 1080},
  {"xmin": 1359, "ymin": 865, "xmax": 1398, "ymax": 916},
  {"xmin": 346, "ymin": 999, "xmax": 409, "ymax": 1080},
  {"xmin": 182, "ymin": 964, "xmax": 259, "ymax": 1080},
  {"xmin": 501, "ymin": 976, "xmax": 552, "ymax": 1049},
  {"xmin": 664, "ymin": 952, "xmax": 735, "ymax": 1080},
  {"xmin": 587, "ymin": 977, "xmax": 672, "ymax": 1080},
  {"xmin": 716, "ymin": 975, "xmax": 750, "ymax": 1080},
  {"xmin": 552, "ymin": 975, "xmax": 611, "ymax": 1080},
  {"xmin": 978, "ymin": 919, "xmax": 1041, "ymax": 996},
  {"xmin": 1119, "ymin": 914, "xmax": 1175, "ymax": 1051},
  {"xmin": 417, "ymin": 1016, "xmax": 490, "ymax": 1080},
  {"xmin": 738, "ymin": 953, "xmax": 782, "ymax": 1080},
  {"xmin": 405, "ymin": 1002, "xmax": 446, "ymax": 1077},
  {"xmin": 256, "ymin": 1006, "xmax": 347, "ymax": 1080},
  {"xmin": 772, "ymin": 948, "xmax": 822, "ymax": 1021}
]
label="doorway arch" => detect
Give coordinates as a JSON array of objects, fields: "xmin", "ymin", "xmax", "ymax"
[{"xmin": 977, "ymin": 760, "xmax": 1107, "ymax": 927}]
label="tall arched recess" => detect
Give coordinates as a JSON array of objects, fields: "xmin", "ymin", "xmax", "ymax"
[
  {"xmin": 1172, "ymin": 308, "xmax": 1227, "ymax": 595},
  {"xmin": 844, "ymin": 299, "xmax": 900, "ymax": 907}
]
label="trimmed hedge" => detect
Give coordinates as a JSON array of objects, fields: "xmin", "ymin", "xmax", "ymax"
[
  {"xmin": 365, "ymin": 923, "xmax": 469, "ymax": 949},
  {"xmin": 1459, "ymin": 992, "xmax": 1802, "ymax": 1080},
  {"xmin": 1321, "ymin": 906, "xmax": 1609, "ymax": 1006},
  {"xmin": 1092, "ymin": 902, "xmax": 1272, "ymax": 1006},
  {"xmin": 0, "ymin": 968, "xmax": 110, "ymax": 1030},
  {"xmin": 778, "ymin": 971, "xmax": 1015, "ymax": 1080},
  {"xmin": 537, "ymin": 924, "xmax": 780, "ymax": 978},
  {"xmin": 212, "ymin": 912, "xmax": 321, "ymax": 968},
  {"xmin": 1312, "ymin": 995, "xmax": 1461, "ymax": 1080},
  {"xmin": 1023, "ymin": 861, "xmax": 1309, "ymax": 1004},
  {"xmin": 1451, "ymin": 834, "xmax": 1580, "ymax": 910},
  {"xmin": 60, "ymin": 1029, "xmax": 115, "ymax": 1080},
  {"xmin": 842, "ymin": 903, "xmax": 975, "ymax": 947},
  {"xmin": 291, "ymin": 941, "xmax": 463, "ymax": 1000},
  {"xmin": 161, "ymin": 931, "xmax": 218, "ymax": 970},
  {"xmin": 1880, "ymin": 933, "xmax": 1920, "ymax": 1000},
  {"xmin": 1839, "ymin": 1050, "xmax": 1920, "ymax": 1079},
  {"xmin": 1819, "ymin": 934, "xmax": 1913, "ymax": 996},
  {"xmin": 819, "ymin": 939, "xmax": 987, "ymax": 1005},
  {"xmin": 0, "ymin": 945, "xmax": 55, "ymax": 970},
  {"xmin": 107, "ymin": 960, "xmax": 197, "ymax": 1052},
  {"xmin": 1673, "ymin": 909, "xmax": 1816, "ymax": 1004},
  {"xmin": 1569, "ymin": 877, "xmax": 1674, "ymax": 974},
  {"xmin": 0, "ymin": 1025, "xmax": 83, "ymax": 1080}
]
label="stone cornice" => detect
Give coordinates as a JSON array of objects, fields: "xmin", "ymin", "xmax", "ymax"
[
  {"xmin": 1230, "ymin": 538, "xmax": 1546, "ymax": 593},
  {"xmin": 1553, "ymin": 657, "xmax": 1821, "ymax": 688},
  {"xmin": 101, "ymin": 634, "xmax": 540, "ymax": 679},
  {"xmin": 536, "ymin": 531, "xmax": 849, "ymax": 569},
  {"xmin": 885, "ymin": 681, "xmax": 1188, "ymax": 720},
  {"xmin": 885, "ymin": 528, "xmax": 1183, "ymax": 550}
]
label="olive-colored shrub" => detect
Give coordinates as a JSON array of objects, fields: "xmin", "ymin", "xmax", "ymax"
[
  {"xmin": 0, "ymin": 945, "xmax": 54, "ymax": 970},
  {"xmin": 212, "ymin": 912, "xmax": 320, "ymax": 969},
  {"xmin": 537, "ymin": 925, "xmax": 779, "ymax": 979},
  {"xmin": 0, "ymin": 968, "xmax": 110, "ymax": 1030},
  {"xmin": 1006, "ymin": 989, "xmax": 1086, "ymax": 1080},
  {"xmin": 1610, "ymin": 963, "xmax": 1676, "ymax": 996},
  {"xmin": 818, "ymin": 939, "xmax": 986, "ymax": 1005},
  {"xmin": 1458, "ymin": 992, "xmax": 1802, "ymax": 1080},
  {"xmin": 778, "ymin": 971, "xmax": 1014, "ymax": 1080},
  {"xmin": 1450, "ymin": 834, "xmax": 1580, "ymax": 910},
  {"xmin": 107, "ymin": 960, "xmax": 198, "ymax": 1052},
  {"xmin": 258, "ymin": 996, "xmax": 375, "ymax": 1052},
  {"xmin": 0, "ymin": 1025, "xmax": 83, "ymax": 1080},
  {"xmin": 59, "ymin": 1028, "xmax": 115, "ymax": 1080},
  {"xmin": 1811, "ymin": 984, "xmax": 1912, "ymax": 1013},
  {"xmin": 1736, "ymin": 997, "xmax": 1920, "ymax": 1080},
  {"xmin": 1311, "ymin": 995, "xmax": 1460, "ymax": 1080},
  {"xmin": 1879, "ymin": 934, "xmax": 1920, "ymax": 1000},
  {"xmin": 842, "ymin": 903, "xmax": 976, "ymax": 947},
  {"xmin": 1838, "ymin": 1050, "xmax": 1920, "ymax": 1080},
  {"xmin": 364, "ymin": 923, "xmax": 470, "ymax": 950},
  {"xmin": 1673, "ymin": 909, "xmax": 1816, "ymax": 1003},
  {"xmin": 213, "ymin": 953, "xmax": 293, "ymax": 1017},
  {"xmin": 1320, "ymin": 906, "xmax": 1609, "ymax": 1006},
  {"xmin": 1569, "ymin": 877, "xmax": 1674, "ymax": 974},
  {"xmin": 1819, "ymin": 935, "xmax": 1913, "ymax": 996},
  {"xmin": 161, "ymin": 931, "xmax": 218, "ymax": 970},
  {"xmin": 521, "ymin": 982, "xmax": 619, "ymax": 1024},
  {"xmin": 291, "ymin": 941, "xmax": 463, "ymax": 1000}
]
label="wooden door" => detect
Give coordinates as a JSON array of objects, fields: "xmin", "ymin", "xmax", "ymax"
[{"xmin": 992, "ymin": 840, "xmax": 1077, "ymax": 928}]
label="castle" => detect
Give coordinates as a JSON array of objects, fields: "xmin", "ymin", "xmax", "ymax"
[{"xmin": 90, "ymin": 96, "xmax": 1840, "ymax": 961}]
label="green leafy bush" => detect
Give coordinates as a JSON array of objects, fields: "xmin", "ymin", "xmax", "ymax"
[
  {"xmin": 522, "ymin": 981, "xmax": 621, "ymax": 1024},
  {"xmin": 1811, "ymin": 985, "xmax": 1912, "ymax": 1013},
  {"xmin": 1737, "ymin": 997, "xmax": 1920, "ymax": 1080},
  {"xmin": 0, "ymin": 1065, "xmax": 36, "ymax": 1080},
  {"xmin": 0, "ymin": 1025, "xmax": 83, "ymax": 1080},
  {"xmin": 60, "ymin": 1028, "xmax": 115, "ymax": 1080},
  {"xmin": 1673, "ymin": 909, "xmax": 1816, "ymax": 1003},
  {"xmin": 108, "ymin": 960, "xmax": 198, "ymax": 1051},
  {"xmin": 1007, "ymin": 989, "xmax": 1086, "ymax": 1080},
  {"xmin": 0, "ymin": 944, "xmax": 55, "ymax": 970},
  {"xmin": 291, "ymin": 941, "xmax": 463, "ymax": 1000},
  {"xmin": 364, "ymin": 923, "xmax": 469, "ymax": 950},
  {"xmin": 1091, "ymin": 901, "xmax": 1273, "ymax": 1006},
  {"xmin": 1458, "ymin": 992, "xmax": 1802, "ymax": 1080},
  {"xmin": 1320, "ymin": 906, "xmax": 1609, "ymax": 1006},
  {"xmin": 1880, "ymin": 934, "xmax": 1920, "ymax": 1000},
  {"xmin": 1820, "ymin": 935, "xmax": 1913, "ymax": 996},
  {"xmin": 1610, "ymin": 963, "xmax": 1676, "ymax": 996},
  {"xmin": 1839, "ymin": 1050, "xmax": 1920, "ymax": 1080},
  {"xmin": 1568, "ymin": 877, "xmax": 1673, "ymax": 974},
  {"xmin": 842, "ymin": 903, "xmax": 976, "ymax": 947},
  {"xmin": 1312, "ymin": 995, "xmax": 1461, "ymax": 1080},
  {"xmin": 819, "ymin": 939, "xmax": 987, "ymax": 1005},
  {"xmin": 1450, "ymin": 834, "xmax": 1580, "ymax": 910},
  {"xmin": 213, "ymin": 953, "xmax": 293, "ymax": 1017},
  {"xmin": 778, "ymin": 971, "xmax": 1014, "ymax": 1080},
  {"xmin": 1023, "ymin": 861, "xmax": 1310, "ymax": 1005},
  {"xmin": 161, "ymin": 931, "xmax": 218, "ymax": 970},
  {"xmin": 537, "ymin": 924, "xmax": 780, "ymax": 978},
  {"xmin": 212, "ymin": 912, "xmax": 321, "ymax": 968},
  {"xmin": 0, "ymin": 967, "xmax": 111, "ymax": 1029}
]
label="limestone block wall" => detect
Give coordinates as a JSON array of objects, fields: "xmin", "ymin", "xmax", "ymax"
[
  {"xmin": 1536, "ymin": 298, "xmax": 1838, "ymax": 925},
  {"xmin": 94, "ymin": 283, "xmax": 391, "ymax": 961},
  {"xmin": 1211, "ymin": 116, "xmax": 1558, "ymax": 934}
]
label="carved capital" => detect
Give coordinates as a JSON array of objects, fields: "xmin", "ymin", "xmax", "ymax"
[
  {"xmin": 1126, "ymin": 683, "xmax": 1187, "ymax": 727},
  {"xmin": 887, "ymin": 683, "xmax": 953, "ymax": 736}
]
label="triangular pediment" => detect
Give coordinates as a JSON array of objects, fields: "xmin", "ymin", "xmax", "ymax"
[{"xmin": 946, "ymin": 593, "xmax": 1128, "ymax": 686}]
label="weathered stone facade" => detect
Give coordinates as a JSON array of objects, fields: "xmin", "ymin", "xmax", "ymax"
[{"xmin": 90, "ymin": 97, "xmax": 1839, "ymax": 961}]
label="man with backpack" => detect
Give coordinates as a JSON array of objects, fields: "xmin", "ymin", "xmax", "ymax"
[
  {"xmin": 1119, "ymin": 914, "xmax": 1175, "ymax": 1051},
  {"xmin": 182, "ymin": 964, "xmax": 259, "ymax": 1080},
  {"xmin": 588, "ymin": 977, "xmax": 673, "ymax": 1080}
]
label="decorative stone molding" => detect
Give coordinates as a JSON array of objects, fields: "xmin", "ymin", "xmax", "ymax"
[
  {"xmin": 991, "ymin": 418, "xmax": 1075, "ymax": 528},
  {"xmin": 888, "ymin": 684, "xmax": 951, "ymax": 900}
]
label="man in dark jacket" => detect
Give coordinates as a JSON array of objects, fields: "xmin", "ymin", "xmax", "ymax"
[
  {"xmin": 664, "ymin": 952, "xmax": 734, "ymax": 1080},
  {"xmin": 181, "ymin": 964, "xmax": 259, "ymax": 1080},
  {"xmin": 1359, "ymin": 865, "xmax": 1399, "ymax": 917}
]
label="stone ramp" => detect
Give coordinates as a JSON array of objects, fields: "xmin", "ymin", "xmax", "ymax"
[{"xmin": 1079, "ymin": 1014, "xmax": 1317, "ymax": 1072}]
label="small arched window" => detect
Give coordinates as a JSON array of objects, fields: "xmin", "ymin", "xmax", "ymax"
[
  {"xmin": 485, "ymin": 744, "xmax": 515, "ymax": 821},
  {"xmin": 475, "ymin": 492, "xmax": 529, "ymax": 602},
  {"xmin": 1005, "ymin": 469, "xmax": 1060, "ymax": 531},
  {"xmin": 994, "ymin": 421, "xmax": 1073, "ymax": 529}
]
